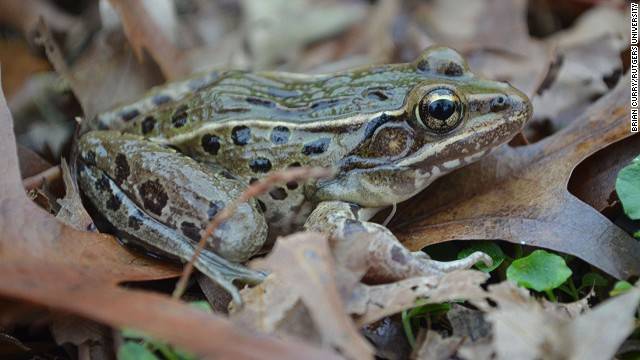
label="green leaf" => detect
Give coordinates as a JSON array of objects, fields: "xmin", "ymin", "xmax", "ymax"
[
  {"xmin": 579, "ymin": 272, "xmax": 609, "ymax": 291},
  {"xmin": 634, "ymin": 230, "xmax": 640, "ymax": 239},
  {"xmin": 506, "ymin": 250, "xmax": 572, "ymax": 292},
  {"xmin": 118, "ymin": 343, "xmax": 159, "ymax": 360},
  {"xmin": 189, "ymin": 300, "xmax": 212, "ymax": 313},
  {"xmin": 457, "ymin": 241, "xmax": 505, "ymax": 272},
  {"xmin": 616, "ymin": 155, "xmax": 640, "ymax": 220},
  {"xmin": 610, "ymin": 281, "xmax": 633, "ymax": 296}
]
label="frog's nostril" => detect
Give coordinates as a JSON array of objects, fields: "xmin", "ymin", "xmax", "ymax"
[{"xmin": 490, "ymin": 95, "xmax": 509, "ymax": 111}]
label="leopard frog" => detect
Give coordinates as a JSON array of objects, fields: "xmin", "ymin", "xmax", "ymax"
[{"xmin": 77, "ymin": 47, "xmax": 531, "ymax": 303}]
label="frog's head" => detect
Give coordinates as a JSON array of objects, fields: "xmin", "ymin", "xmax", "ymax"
[{"xmin": 314, "ymin": 47, "xmax": 531, "ymax": 207}]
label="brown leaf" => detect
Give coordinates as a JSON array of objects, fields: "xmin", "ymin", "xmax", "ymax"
[
  {"xmin": 235, "ymin": 232, "xmax": 374, "ymax": 359},
  {"xmin": 0, "ymin": 0, "xmax": 78, "ymax": 36},
  {"xmin": 0, "ymin": 73, "xmax": 336, "ymax": 359},
  {"xmin": 568, "ymin": 128, "xmax": 640, "ymax": 212},
  {"xmin": 33, "ymin": 19, "xmax": 161, "ymax": 120},
  {"xmin": 351, "ymin": 270, "xmax": 488, "ymax": 327},
  {"xmin": 394, "ymin": 74, "xmax": 640, "ymax": 279},
  {"xmin": 412, "ymin": 331, "xmax": 465, "ymax": 360},
  {"xmin": 0, "ymin": 39, "xmax": 52, "ymax": 100},
  {"xmin": 474, "ymin": 281, "xmax": 640, "ymax": 360},
  {"xmin": 421, "ymin": 0, "xmax": 533, "ymax": 56},
  {"xmin": 107, "ymin": 0, "xmax": 189, "ymax": 80}
]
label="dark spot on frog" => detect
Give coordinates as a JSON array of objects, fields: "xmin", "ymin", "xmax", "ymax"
[
  {"xmin": 180, "ymin": 221, "xmax": 202, "ymax": 241},
  {"xmin": 141, "ymin": 116, "xmax": 156, "ymax": 134},
  {"xmin": 128, "ymin": 215, "xmax": 143, "ymax": 230},
  {"xmin": 208, "ymin": 201, "xmax": 223, "ymax": 219},
  {"xmin": 114, "ymin": 153, "xmax": 130, "ymax": 185},
  {"xmin": 201, "ymin": 134, "xmax": 221, "ymax": 155},
  {"xmin": 138, "ymin": 179, "xmax": 168, "ymax": 216},
  {"xmin": 119, "ymin": 108, "xmax": 140, "ymax": 122},
  {"xmin": 95, "ymin": 174, "xmax": 110, "ymax": 192},
  {"xmin": 171, "ymin": 105, "xmax": 189, "ymax": 128},
  {"xmin": 302, "ymin": 138, "xmax": 330, "ymax": 156},
  {"xmin": 365, "ymin": 89, "xmax": 389, "ymax": 101},
  {"xmin": 342, "ymin": 219, "xmax": 367, "ymax": 237},
  {"xmin": 416, "ymin": 59, "xmax": 429, "ymax": 72},
  {"xmin": 152, "ymin": 94, "xmax": 172, "ymax": 106},
  {"xmin": 249, "ymin": 158, "xmax": 272, "ymax": 173},
  {"xmin": 219, "ymin": 170, "xmax": 236, "ymax": 180},
  {"xmin": 217, "ymin": 107, "xmax": 250, "ymax": 114},
  {"xmin": 106, "ymin": 194, "xmax": 122, "ymax": 211},
  {"xmin": 364, "ymin": 113, "xmax": 392, "ymax": 140},
  {"xmin": 231, "ymin": 126, "xmax": 251, "ymax": 145},
  {"xmin": 390, "ymin": 245, "xmax": 407, "ymax": 265},
  {"xmin": 310, "ymin": 98, "xmax": 341, "ymax": 110},
  {"xmin": 84, "ymin": 150, "xmax": 97, "ymax": 166},
  {"xmin": 256, "ymin": 199, "xmax": 267, "ymax": 212},
  {"xmin": 286, "ymin": 181, "xmax": 298, "ymax": 190},
  {"xmin": 270, "ymin": 126, "xmax": 290, "ymax": 145},
  {"xmin": 269, "ymin": 187, "xmax": 287, "ymax": 200},
  {"xmin": 442, "ymin": 62, "xmax": 464, "ymax": 77},
  {"xmin": 249, "ymin": 178, "xmax": 258, "ymax": 185},
  {"xmin": 288, "ymin": 161, "xmax": 301, "ymax": 168},
  {"xmin": 246, "ymin": 97, "xmax": 275, "ymax": 107}
]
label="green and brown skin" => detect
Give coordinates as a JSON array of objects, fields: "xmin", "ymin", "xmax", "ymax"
[{"xmin": 77, "ymin": 47, "xmax": 531, "ymax": 303}]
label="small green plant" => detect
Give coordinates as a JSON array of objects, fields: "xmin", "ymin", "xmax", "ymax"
[
  {"xmin": 610, "ymin": 281, "xmax": 633, "ymax": 297},
  {"xmin": 616, "ymin": 155, "xmax": 640, "ymax": 226},
  {"xmin": 457, "ymin": 241, "xmax": 505, "ymax": 272},
  {"xmin": 118, "ymin": 301, "xmax": 211, "ymax": 360},
  {"xmin": 401, "ymin": 300, "xmax": 451, "ymax": 348},
  {"xmin": 506, "ymin": 249, "xmax": 572, "ymax": 301}
]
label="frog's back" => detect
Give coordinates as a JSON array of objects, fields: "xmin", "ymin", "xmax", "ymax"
[{"xmin": 93, "ymin": 61, "xmax": 438, "ymax": 139}]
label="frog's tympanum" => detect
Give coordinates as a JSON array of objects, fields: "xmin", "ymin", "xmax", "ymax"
[{"xmin": 77, "ymin": 47, "xmax": 531, "ymax": 303}]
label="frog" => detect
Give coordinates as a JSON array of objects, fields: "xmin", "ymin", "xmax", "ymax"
[{"xmin": 76, "ymin": 46, "xmax": 531, "ymax": 304}]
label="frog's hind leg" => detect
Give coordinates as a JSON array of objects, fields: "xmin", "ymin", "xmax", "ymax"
[
  {"xmin": 304, "ymin": 201, "xmax": 491, "ymax": 282},
  {"xmin": 77, "ymin": 131, "xmax": 268, "ymax": 303}
]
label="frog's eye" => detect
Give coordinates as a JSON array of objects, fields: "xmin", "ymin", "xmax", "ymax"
[{"xmin": 415, "ymin": 89, "xmax": 463, "ymax": 134}]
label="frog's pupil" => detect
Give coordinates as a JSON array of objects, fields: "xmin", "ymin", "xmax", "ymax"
[{"xmin": 428, "ymin": 99, "xmax": 455, "ymax": 120}]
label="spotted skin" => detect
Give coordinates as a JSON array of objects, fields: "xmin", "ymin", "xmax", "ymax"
[{"xmin": 78, "ymin": 46, "xmax": 531, "ymax": 302}]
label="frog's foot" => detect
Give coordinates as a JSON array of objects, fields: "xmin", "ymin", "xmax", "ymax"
[
  {"xmin": 305, "ymin": 201, "xmax": 491, "ymax": 282},
  {"xmin": 195, "ymin": 249, "xmax": 267, "ymax": 304}
]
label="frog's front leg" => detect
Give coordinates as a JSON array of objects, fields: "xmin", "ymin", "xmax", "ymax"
[
  {"xmin": 304, "ymin": 201, "xmax": 491, "ymax": 282},
  {"xmin": 77, "ymin": 131, "xmax": 268, "ymax": 303}
]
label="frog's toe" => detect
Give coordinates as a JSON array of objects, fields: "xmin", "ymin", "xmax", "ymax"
[
  {"xmin": 419, "ymin": 251, "xmax": 492, "ymax": 274},
  {"xmin": 195, "ymin": 249, "xmax": 267, "ymax": 305}
]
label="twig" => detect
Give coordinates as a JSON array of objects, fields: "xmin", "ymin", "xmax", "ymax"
[
  {"xmin": 22, "ymin": 165, "xmax": 61, "ymax": 191},
  {"xmin": 171, "ymin": 166, "xmax": 334, "ymax": 299}
]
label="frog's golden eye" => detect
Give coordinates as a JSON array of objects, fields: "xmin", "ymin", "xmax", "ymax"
[{"xmin": 415, "ymin": 89, "xmax": 463, "ymax": 134}]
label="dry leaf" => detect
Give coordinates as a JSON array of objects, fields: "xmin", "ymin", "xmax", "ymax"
[
  {"xmin": 235, "ymin": 232, "xmax": 374, "ymax": 359},
  {"xmin": 351, "ymin": 270, "xmax": 488, "ymax": 327},
  {"xmin": 474, "ymin": 281, "xmax": 640, "ymax": 360},
  {"xmin": 107, "ymin": 0, "xmax": 189, "ymax": 80},
  {"xmin": 412, "ymin": 331, "xmax": 465, "ymax": 360}
]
